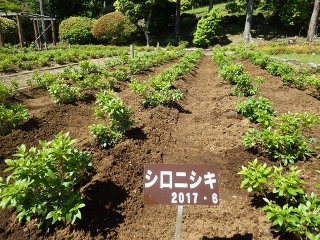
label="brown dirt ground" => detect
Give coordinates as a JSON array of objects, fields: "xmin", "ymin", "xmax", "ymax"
[{"xmin": 0, "ymin": 54, "xmax": 320, "ymax": 240}]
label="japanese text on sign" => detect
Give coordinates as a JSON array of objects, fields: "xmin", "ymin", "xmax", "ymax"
[{"xmin": 143, "ymin": 163, "xmax": 219, "ymax": 205}]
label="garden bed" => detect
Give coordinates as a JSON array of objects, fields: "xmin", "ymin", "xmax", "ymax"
[{"xmin": 0, "ymin": 54, "xmax": 319, "ymax": 240}]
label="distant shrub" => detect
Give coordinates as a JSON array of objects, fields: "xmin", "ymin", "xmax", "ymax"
[
  {"xmin": 59, "ymin": 17, "xmax": 95, "ymax": 44},
  {"xmin": 92, "ymin": 12, "xmax": 136, "ymax": 45},
  {"xmin": 192, "ymin": 7, "xmax": 224, "ymax": 47},
  {"xmin": 0, "ymin": 17, "xmax": 17, "ymax": 44},
  {"xmin": 225, "ymin": 1, "xmax": 246, "ymax": 14},
  {"xmin": 180, "ymin": 13, "xmax": 197, "ymax": 30},
  {"xmin": 181, "ymin": 0, "xmax": 191, "ymax": 11}
]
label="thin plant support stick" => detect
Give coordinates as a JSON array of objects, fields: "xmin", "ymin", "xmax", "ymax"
[{"xmin": 175, "ymin": 205, "xmax": 183, "ymax": 240}]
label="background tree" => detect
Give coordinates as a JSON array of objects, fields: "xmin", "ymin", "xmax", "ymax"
[
  {"xmin": 23, "ymin": 0, "xmax": 97, "ymax": 23},
  {"xmin": 243, "ymin": 0, "xmax": 254, "ymax": 43},
  {"xmin": 0, "ymin": 17, "xmax": 18, "ymax": 43},
  {"xmin": 275, "ymin": 0, "xmax": 313, "ymax": 29},
  {"xmin": 114, "ymin": 0, "xmax": 153, "ymax": 46},
  {"xmin": 59, "ymin": 16, "xmax": 95, "ymax": 44},
  {"xmin": 39, "ymin": 0, "xmax": 49, "ymax": 43},
  {"xmin": 209, "ymin": 0, "xmax": 214, "ymax": 11},
  {"xmin": 193, "ymin": 7, "xmax": 224, "ymax": 47},
  {"xmin": 114, "ymin": 0, "xmax": 174, "ymax": 46},
  {"xmin": 0, "ymin": 0, "xmax": 25, "ymax": 12},
  {"xmin": 175, "ymin": 0, "xmax": 181, "ymax": 41},
  {"xmin": 92, "ymin": 12, "xmax": 136, "ymax": 45},
  {"xmin": 307, "ymin": 0, "xmax": 320, "ymax": 42},
  {"xmin": 226, "ymin": 0, "xmax": 313, "ymax": 30}
]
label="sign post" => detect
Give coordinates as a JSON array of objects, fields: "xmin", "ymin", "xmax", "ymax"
[
  {"xmin": 143, "ymin": 163, "xmax": 219, "ymax": 239},
  {"xmin": 175, "ymin": 205, "xmax": 183, "ymax": 240}
]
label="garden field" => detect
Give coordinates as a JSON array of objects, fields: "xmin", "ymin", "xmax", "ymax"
[{"xmin": 0, "ymin": 48, "xmax": 319, "ymax": 240}]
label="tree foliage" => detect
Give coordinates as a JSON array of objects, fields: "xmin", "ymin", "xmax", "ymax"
[
  {"xmin": 275, "ymin": 0, "xmax": 313, "ymax": 28},
  {"xmin": 0, "ymin": 17, "xmax": 18, "ymax": 44},
  {"xmin": 59, "ymin": 16, "xmax": 95, "ymax": 44},
  {"xmin": 227, "ymin": 0, "xmax": 315, "ymax": 29},
  {"xmin": 92, "ymin": 12, "xmax": 136, "ymax": 45},
  {"xmin": 0, "ymin": 0, "xmax": 25, "ymax": 12},
  {"xmin": 193, "ymin": 7, "xmax": 224, "ymax": 47},
  {"xmin": 22, "ymin": 0, "xmax": 114, "ymax": 24},
  {"xmin": 114, "ymin": 0, "xmax": 174, "ymax": 33}
]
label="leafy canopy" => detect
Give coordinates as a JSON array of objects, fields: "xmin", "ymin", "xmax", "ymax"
[{"xmin": 193, "ymin": 7, "xmax": 224, "ymax": 47}]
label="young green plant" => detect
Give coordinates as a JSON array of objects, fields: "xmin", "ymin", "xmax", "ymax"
[
  {"xmin": 0, "ymin": 132, "xmax": 92, "ymax": 231},
  {"xmin": 89, "ymin": 90, "xmax": 135, "ymax": 147}
]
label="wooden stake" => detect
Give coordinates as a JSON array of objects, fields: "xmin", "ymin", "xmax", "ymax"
[
  {"xmin": 33, "ymin": 20, "xmax": 40, "ymax": 50},
  {"xmin": 16, "ymin": 15, "xmax": 23, "ymax": 48},
  {"xmin": 51, "ymin": 20, "xmax": 56, "ymax": 46}
]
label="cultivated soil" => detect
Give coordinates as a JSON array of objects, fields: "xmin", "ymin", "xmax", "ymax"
[{"xmin": 0, "ymin": 53, "xmax": 319, "ymax": 240}]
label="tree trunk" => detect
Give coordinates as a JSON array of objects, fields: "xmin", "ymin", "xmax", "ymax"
[
  {"xmin": 307, "ymin": 0, "xmax": 320, "ymax": 42},
  {"xmin": 0, "ymin": 20, "xmax": 4, "ymax": 47},
  {"xmin": 144, "ymin": 9, "xmax": 152, "ymax": 47},
  {"xmin": 243, "ymin": 0, "xmax": 254, "ymax": 43},
  {"xmin": 208, "ymin": 0, "xmax": 214, "ymax": 11},
  {"xmin": 175, "ymin": 0, "xmax": 181, "ymax": 41},
  {"xmin": 39, "ymin": 0, "xmax": 48, "ymax": 44}
]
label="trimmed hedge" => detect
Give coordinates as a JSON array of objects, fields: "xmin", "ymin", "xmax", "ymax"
[
  {"xmin": 59, "ymin": 17, "xmax": 95, "ymax": 45},
  {"xmin": 192, "ymin": 7, "xmax": 224, "ymax": 47},
  {"xmin": 92, "ymin": 12, "xmax": 136, "ymax": 45},
  {"xmin": 0, "ymin": 17, "xmax": 17, "ymax": 44}
]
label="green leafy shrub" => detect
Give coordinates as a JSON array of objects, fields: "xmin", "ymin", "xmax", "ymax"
[
  {"xmin": 48, "ymin": 81, "xmax": 83, "ymax": 104},
  {"xmin": 111, "ymin": 66, "xmax": 128, "ymax": 81},
  {"xmin": 0, "ymin": 103, "xmax": 28, "ymax": 135},
  {"xmin": 0, "ymin": 59, "xmax": 13, "ymax": 72},
  {"xmin": 231, "ymin": 73, "xmax": 260, "ymax": 97},
  {"xmin": 219, "ymin": 63, "xmax": 244, "ymax": 85},
  {"xmin": 129, "ymin": 49, "xmax": 202, "ymax": 107},
  {"xmin": 225, "ymin": 1, "xmax": 246, "ymax": 14},
  {"xmin": 239, "ymin": 159, "xmax": 306, "ymax": 200},
  {"xmin": 218, "ymin": 60, "xmax": 261, "ymax": 96},
  {"xmin": 89, "ymin": 90, "xmax": 135, "ymax": 147},
  {"xmin": 0, "ymin": 17, "xmax": 17, "ymax": 44},
  {"xmin": 235, "ymin": 96, "xmax": 275, "ymax": 124},
  {"xmin": 0, "ymin": 132, "xmax": 92, "ymax": 231},
  {"xmin": 238, "ymin": 159, "xmax": 320, "ymax": 240},
  {"xmin": 263, "ymin": 195, "xmax": 320, "ymax": 240},
  {"xmin": 77, "ymin": 74, "xmax": 108, "ymax": 90},
  {"xmin": 59, "ymin": 17, "xmax": 95, "ymax": 44},
  {"xmin": 306, "ymin": 75, "xmax": 320, "ymax": 99},
  {"xmin": 9, "ymin": 79, "xmax": 18, "ymax": 94},
  {"xmin": 212, "ymin": 48, "xmax": 234, "ymax": 68},
  {"xmin": 0, "ymin": 83, "xmax": 28, "ymax": 135},
  {"xmin": 252, "ymin": 53, "xmax": 270, "ymax": 69},
  {"xmin": 243, "ymin": 112, "xmax": 320, "ymax": 165},
  {"xmin": 265, "ymin": 61, "xmax": 282, "ymax": 76},
  {"xmin": 92, "ymin": 12, "xmax": 136, "ymax": 45},
  {"xmin": 238, "ymin": 158, "xmax": 273, "ymax": 194},
  {"xmin": 30, "ymin": 70, "xmax": 58, "ymax": 88},
  {"xmin": 0, "ymin": 82, "xmax": 11, "ymax": 102},
  {"xmin": 193, "ymin": 7, "xmax": 224, "ymax": 47}
]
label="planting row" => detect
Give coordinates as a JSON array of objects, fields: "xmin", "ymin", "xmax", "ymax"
[
  {"xmin": 0, "ymin": 48, "xmax": 203, "ymax": 231},
  {"xmin": 0, "ymin": 48, "xmax": 186, "ymax": 136},
  {"xmin": 0, "ymin": 45, "xmax": 130, "ymax": 73},
  {"xmin": 211, "ymin": 47, "xmax": 320, "ymax": 240},
  {"xmin": 91, "ymin": 49, "xmax": 203, "ymax": 147},
  {"xmin": 235, "ymin": 47, "xmax": 320, "ymax": 100},
  {"xmin": 0, "ymin": 43, "xmax": 187, "ymax": 73}
]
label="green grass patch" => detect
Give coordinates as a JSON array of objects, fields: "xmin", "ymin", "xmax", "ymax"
[
  {"xmin": 183, "ymin": 6, "xmax": 209, "ymax": 18},
  {"xmin": 183, "ymin": 3, "xmax": 227, "ymax": 18},
  {"xmin": 271, "ymin": 53, "xmax": 320, "ymax": 64}
]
